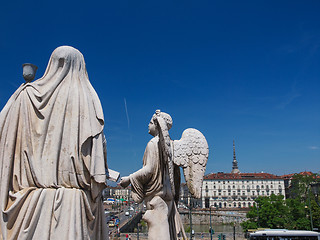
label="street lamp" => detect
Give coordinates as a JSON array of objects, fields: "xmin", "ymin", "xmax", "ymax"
[
  {"xmin": 137, "ymin": 222, "xmax": 141, "ymax": 240},
  {"xmin": 256, "ymin": 202, "xmax": 259, "ymax": 227},
  {"xmin": 189, "ymin": 193, "xmax": 193, "ymax": 240},
  {"xmin": 209, "ymin": 205, "xmax": 217, "ymax": 240},
  {"xmin": 209, "ymin": 206, "xmax": 213, "ymax": 240},
  {"xmin": 187, "ymin": 192, "xmax": 197, "ymax": 240},
  {"xmin": 307, "ymin": 185, "xmax": 314, "ymax": 230},
  {"xmin": 310, "ymin": 182, "xmax": 320, "ymax": 207}
]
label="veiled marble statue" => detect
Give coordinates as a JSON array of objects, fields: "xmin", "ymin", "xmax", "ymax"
[
  {"xmin": 120, "ymin": 110, "xmax": 209, "ymax": 240},
  {"xmin": 0, "ymin": 46, "xmax": 118, "ymax": 239}
]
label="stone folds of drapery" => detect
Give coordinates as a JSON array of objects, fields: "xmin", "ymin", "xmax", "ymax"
[{"xmin": 0, "ymin": 46, "xmax": 107, "ymax": 240}]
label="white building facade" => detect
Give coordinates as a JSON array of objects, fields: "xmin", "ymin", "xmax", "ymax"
[{"xmin": 202, "ymin": 172, "xmax": 285, "ymax": 209}]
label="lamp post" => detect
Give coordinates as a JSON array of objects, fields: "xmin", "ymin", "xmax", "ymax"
[
  {"xmin": 310, "ymin": 182, "xmax": 320, "ymax": 208},
  {"xmin": 209, "ymin": 205, "xmax": 218, "ymax": 240},
  {"xmin": 209, "ymin": 206, "xmax": 212, "ymax": 240},
  {"xmin": 188, "ymin": 192, "xmax": 193, "ymax": 240},
  {"xmin": 256, "ymin": 202, "xmax": 259, "ymax": 228},
  {"xmin": 306, "ymin": 182, "xmax": 320, "ymax": 231},
  {"xmin": 308, "ymin": 185, "xmax": 314, "ymax": 230}
]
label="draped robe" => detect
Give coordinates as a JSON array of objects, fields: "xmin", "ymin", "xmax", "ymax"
[
  {"xmin": 129, "ymin": 136, "xmax": 186, "ymax": 240},
  {"xmin": 0, "ymin": 46, "xmax": 108, "ymax": 240}
]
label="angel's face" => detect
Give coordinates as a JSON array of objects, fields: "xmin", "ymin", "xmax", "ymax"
[{"xmin": 148, "ymin": 118, "xmax": 157, "ymax": 137}]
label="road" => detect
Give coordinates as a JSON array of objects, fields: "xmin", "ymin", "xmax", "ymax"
[{"xmin": 106, "ymin": 203, "xmax": 143, "ymax": 237}]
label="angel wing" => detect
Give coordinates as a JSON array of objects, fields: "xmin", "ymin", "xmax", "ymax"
[{"xmin": 173, "ymin": 128, "xmax": 209, "ymax": 198}]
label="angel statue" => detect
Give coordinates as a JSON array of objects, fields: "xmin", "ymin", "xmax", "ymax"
[{"xmin": 120, "ymin": 110, "xmax": 209, "ymax": 240}]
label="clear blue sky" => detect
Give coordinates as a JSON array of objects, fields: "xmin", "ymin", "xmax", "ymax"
[{"xmin": 0, "ymin": 1, "xmax": 319, "ymax": 178}]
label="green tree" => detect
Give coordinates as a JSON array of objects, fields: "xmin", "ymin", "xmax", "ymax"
[
  {"xmin": 289, "ymin": 173, "xmax": 320, "ymax": 230},
  {"xmin": 289, "ymin": 173, "xmax": 317, "ymax": 201},
  {"xmin": 241, "ymin": 194, "xmax": 288, "ymax": 231},
  {"xmin": 241, "ymin": 173, "xmax": 320, "ymax": 232},
  {"xmin": 285, "ymin": 198, "xmax": 310, "ymax": 230},
  {"xmin": 311, "ymin": 199, "xmax": 320, "ymax": 229}
]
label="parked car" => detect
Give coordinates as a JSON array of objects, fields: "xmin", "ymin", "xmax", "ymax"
[{"xmin": 125, "ymin": 211, "xmax": 129, "ymax": 216}]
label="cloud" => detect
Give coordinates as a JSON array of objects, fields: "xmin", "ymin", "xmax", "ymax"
[
  {"xmin": 124, "ymin": 98, "xmax": 130, "ymax": 129},
  {"xmin": 277, "ymin": 81, "xmax": 301, "ymax": 109},
  {"xmin": 308, "ymin": 146, "xmax": 319, "ymax": 150},
  {"xmin": 277, "ymin": 92, "xmax": 301, "ymax": 109}
]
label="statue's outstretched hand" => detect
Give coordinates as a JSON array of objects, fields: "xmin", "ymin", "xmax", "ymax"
[{"xmin": 120, "ymin": 176, "xmax": 130, "ymax": 188}]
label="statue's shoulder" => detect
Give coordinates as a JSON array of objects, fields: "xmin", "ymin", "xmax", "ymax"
[{"xmin": 147, "ymin": 136, "xmax": 159, "ymax": 147}]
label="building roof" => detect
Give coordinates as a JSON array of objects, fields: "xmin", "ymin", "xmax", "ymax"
[{"xmin": 204, "ymin": 172, "xmax": 283, "ymax": 180}]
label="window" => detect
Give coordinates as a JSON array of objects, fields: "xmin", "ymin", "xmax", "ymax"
[{"xmin": 205, "ymin": 198, "xmax": 210, "ymax": 208}]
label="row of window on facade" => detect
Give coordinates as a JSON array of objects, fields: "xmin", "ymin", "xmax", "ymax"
[
  {"xmin": 211, "ymin": 180, "xmax": 283, "ymax": 184},
  {"xmin": 204, "ymin": 199, "xmax": 254, "ymax": 208},
  {"xmin": 205, "ymin": 184, "xmax": 282, "ymax": 190},
  {"xmin": 207, "ymin": 189, "xmax": 282, "ymax": 196}
]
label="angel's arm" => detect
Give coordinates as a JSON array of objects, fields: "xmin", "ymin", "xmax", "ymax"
[{"xmin": 120, "ymin": 138, "xmax": 158, "ymax": 187}]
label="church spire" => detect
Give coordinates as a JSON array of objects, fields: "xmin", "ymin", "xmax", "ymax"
[{"xmin": 231, "ymin": 139, "xmax": 240, "ymax": 174}]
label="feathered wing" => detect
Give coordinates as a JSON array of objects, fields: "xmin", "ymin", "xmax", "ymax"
[{"xmin": 173, "ymin": 128, "xmax": 209, "ymax": 198}]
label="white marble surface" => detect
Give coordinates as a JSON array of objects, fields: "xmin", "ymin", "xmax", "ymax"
[
  {"xmin": 0, "ymin": 46, "xmax": 108, "ymax": 239},
  {"xmin": 120, "ymin": 110, "xmax": 209, "ymax": 240}
]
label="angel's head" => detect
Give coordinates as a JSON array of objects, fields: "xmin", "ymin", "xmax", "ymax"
[{"xmin": 149, "ymin": 110, "xmax": 173, "ymax": 136}]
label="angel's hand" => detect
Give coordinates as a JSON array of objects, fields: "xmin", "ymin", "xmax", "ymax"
[{"xmin": 120, "ymin": 176, "xmax": 130, "ymax": 188}]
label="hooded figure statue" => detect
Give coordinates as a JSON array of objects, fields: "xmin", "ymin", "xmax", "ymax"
[{"xmin": 0, "ymin": 46, "xmax": 108, "ymax": 239}]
